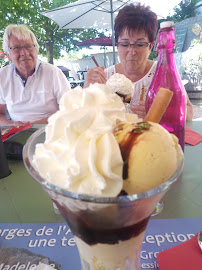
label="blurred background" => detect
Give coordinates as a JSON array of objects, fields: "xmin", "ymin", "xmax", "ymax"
[{"xmin": 0, "ymin": 0, "xmax": 201, "ymax": 119}]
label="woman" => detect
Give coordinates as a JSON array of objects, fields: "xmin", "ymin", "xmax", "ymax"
[{"xmin": 84, "ymin": 3, "xmax": 193, "ymax": 121}]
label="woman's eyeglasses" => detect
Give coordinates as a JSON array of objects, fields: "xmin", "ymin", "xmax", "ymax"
[
  {"xmin": 117, "ymin": 42, "xmax": 151, "ymax": 51},
  {"xmin": 9, "ymin": 44, "xmax": 36, "ymax": 53}
]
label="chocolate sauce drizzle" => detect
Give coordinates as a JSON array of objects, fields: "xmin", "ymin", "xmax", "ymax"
[
  {"xmin": 118, "ymin": 122, "xmax": 151, "ymax": 180},
  {"xmin": 58, "ymin": 202, "xmax": 150, "ymax": 245}
]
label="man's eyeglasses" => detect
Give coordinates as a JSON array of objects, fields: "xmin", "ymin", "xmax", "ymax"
[
  {"xmin": 117, "ymin": 42, "xmax": 151, "ymax": 51},
  {"xmin": 9, "ymin": 44, "xmax": 36, "ymax": 53}
]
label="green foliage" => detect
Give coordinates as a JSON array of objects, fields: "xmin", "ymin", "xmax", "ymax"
[
  {"xmin": 0, "ymin": 0, "xmax": 199, "ymax": 63},
  {"xmin": 0, "ymin": 57, "xmax": 10, "ymax": 68},
  {"xmin": 148, "ymin": 51, "xmax": 157, "ymax": 61},
  {"xmin": 0, "ymin": 55, "xmax": 10, "ymax": 68},
  {"xmin": 166, "ymin": 0, "xmax": 201, "ymax": 22},
  {"xmin": 181, "ymin": 41, "xmax": 202, "ymax": 89},
  {"xmin": 0, "ymin": 0, "xmax": 103, "ymax": 63}
]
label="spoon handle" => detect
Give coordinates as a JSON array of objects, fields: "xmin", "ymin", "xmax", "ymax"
[{"xmin": 91, "ymin": 56, "xmax": 99, "ymax": 67}]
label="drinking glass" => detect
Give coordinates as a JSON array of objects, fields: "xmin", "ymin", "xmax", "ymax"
[
  {"xmin": 151, "ymin": 200, "xmax": 164, "ymax": 216},
  {"xmin": 23, "ymin": 127, "xmax": 184, "ymax": 270}
]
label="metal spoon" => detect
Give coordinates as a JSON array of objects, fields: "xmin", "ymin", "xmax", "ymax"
[{"xmin": 198, "ymin": 231, "xmax": 202, "ymax": 251}]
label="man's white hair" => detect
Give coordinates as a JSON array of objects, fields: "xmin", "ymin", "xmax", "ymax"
[{"xmin": 3, "ymin": 24, "xmax": 39, "ymax": 54}]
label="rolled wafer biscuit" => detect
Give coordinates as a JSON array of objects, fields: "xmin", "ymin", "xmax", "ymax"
[
  {"xmin": 140, "ymin": 86, "xmax": 145, "ymax": 101},
  {"xmin": 144, "ymin": 87, "xmax": 173, "ymax": 123}
]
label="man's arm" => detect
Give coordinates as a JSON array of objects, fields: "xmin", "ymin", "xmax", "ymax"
[
  {"xmin": 55, "ymin": 68, "xmax": 71, "ymax": 102},
  {"xmin": 0, "ymin": 104, "xmax": 27, "ymax": 126},
  {"xmin": 31, "ymin": 117, "xmax": 48, "ymax": 124},
  {"xmin": 0, "ymin": 104, "xmax": 16, "ymax": 125}
]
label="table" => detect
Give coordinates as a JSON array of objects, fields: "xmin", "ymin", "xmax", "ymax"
[
  {"xmin": 152, "ymin": 120, "xmax": 202, "ymax": 220},
  {"xmin": 0, "ymin": 121, "xmax": 201, "ymax": 223}
]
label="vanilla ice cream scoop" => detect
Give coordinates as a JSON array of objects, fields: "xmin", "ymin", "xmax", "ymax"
[
  {"xmin": 106, "ymin": 73, "xmax": 134, "ymax": 102},
  {"xmin": 114, "ymin": 122, "xmax": 182, "ymax": 194}
]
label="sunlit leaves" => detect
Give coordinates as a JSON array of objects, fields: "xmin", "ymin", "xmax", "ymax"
[
  {"xmin": 167, "ymin": 0, "xmax": 201, "ymax": 22},
  {"xmin": 0, "ymin": 0, "xmax": 103, "ymax": 63}
]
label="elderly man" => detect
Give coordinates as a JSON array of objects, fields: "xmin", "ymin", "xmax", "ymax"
[{"xmin": 0, "ymin": 24, "xmax": 71, "ymax": 125}]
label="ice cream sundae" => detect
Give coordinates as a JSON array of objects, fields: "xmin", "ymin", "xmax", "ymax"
[{"xmin": 24, "ymin": 83, "xmax": 183, "ymax": 270}]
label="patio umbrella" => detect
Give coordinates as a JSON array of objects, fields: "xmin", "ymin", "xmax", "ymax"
[
  {"xmin": 76, "ymin": 36, "xmax": 112, "ymax": 47},
  {"xmin": 41, "ymin": 0, "xmax": 183, "ymax": 64},
  {"xmin": 76, "ymin": 37, "xmax": 113, "ymax": 66}
]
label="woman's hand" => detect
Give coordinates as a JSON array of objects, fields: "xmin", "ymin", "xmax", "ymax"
[
  {"xmin": 130, "ymin": 100, "xmax": 146, "ymax": 119},
  {"xmin": 84, "ymin": 66, "xmax": 107, "ymax": 88}
]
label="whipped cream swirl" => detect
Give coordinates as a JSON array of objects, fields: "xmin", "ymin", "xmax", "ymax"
[
  {"xmin": 32, "ymin": 83, "xmax": 138, "ymax": 197},
  {"xmin": 106, "ymin": 73, "xmax": 134, "ymax": 97}
]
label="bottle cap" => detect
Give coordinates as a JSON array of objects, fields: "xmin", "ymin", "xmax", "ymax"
[{"xmin": 160, "ymin": 21, "xmax": 174, "ymax": 29}]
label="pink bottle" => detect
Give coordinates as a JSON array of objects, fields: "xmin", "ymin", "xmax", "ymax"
[{"xmin": 145, "ymin": 21, "xmax": 186, "ymax": 151}]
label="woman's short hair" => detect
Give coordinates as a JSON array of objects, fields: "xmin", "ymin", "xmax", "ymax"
[
  {"xmin": 3, "ymin": 24, "xmax": 39, "ymax": 54},
  {"xmin": 114, "ymin": 3, "xmax": 158, "ymax": 43}
]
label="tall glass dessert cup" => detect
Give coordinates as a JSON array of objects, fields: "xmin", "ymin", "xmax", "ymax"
[{"xmin": 23, "ymin": 127, "xmax": 184, "ymax": 270}]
